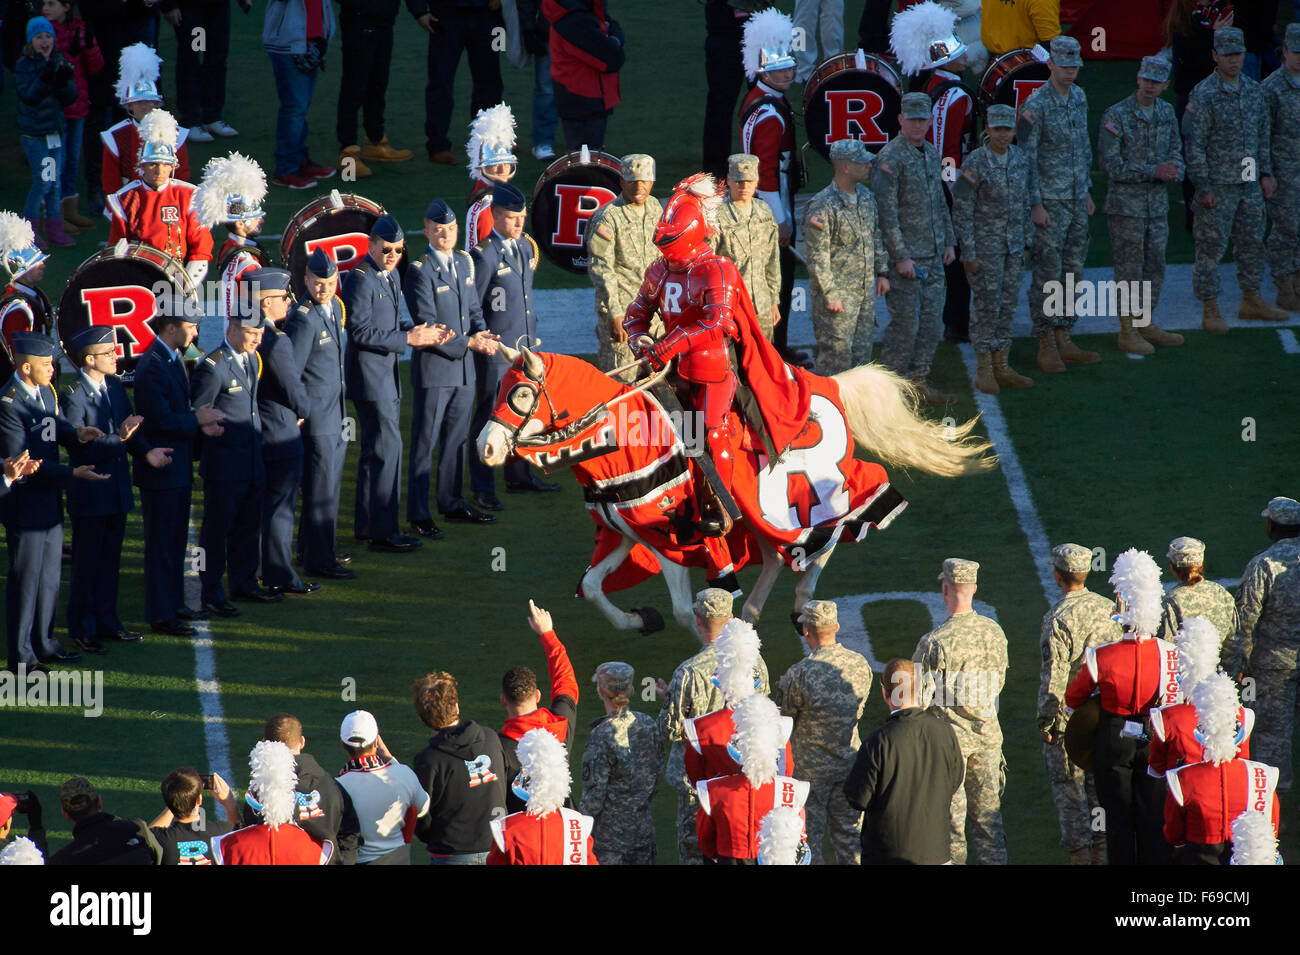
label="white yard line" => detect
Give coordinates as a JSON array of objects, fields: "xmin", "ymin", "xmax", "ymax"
[
  {"xmin": 185, "ymin": 516, "xmax": 233, "ymax": 784},
  {"xmin": 958, "ymin": 345, "xmax": 1056, "ymax": 606},
  {"xmin": 1278, "ymin": 329, "xmax": 1300, "ymax": 355}
]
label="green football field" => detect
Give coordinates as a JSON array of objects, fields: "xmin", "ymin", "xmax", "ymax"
[{"xmin": 2, "ymin": 2, "xmax": 1297, "ymax": 864}]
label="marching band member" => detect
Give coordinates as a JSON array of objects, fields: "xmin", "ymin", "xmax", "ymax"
[
  {"xmin": 101, "ymin": 43, "xmax": 192, "ymax": 198},
  {"xmin": 464, "ymin": 103, "xmax": 519, "ymax": 251},
  {"xmin": 487, "ymin": 728, "xmax": 598, "ymax": 865},
  {"xmin": 193, "ymin": 152, "xmax": 269, "ymax": 320}
]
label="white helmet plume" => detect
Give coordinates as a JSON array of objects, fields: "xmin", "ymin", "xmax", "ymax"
[
  {"xmin": 715, "ymin": 617, "xmax": 762, "ymax": 707},
  {"xmin": 115, "ymin": 42, "xmax": 162, "ymax": 103},
  {"xmin": 466, "ymin": 102, "xmax": 517, "ymax": 179},
  {"xmin": 742, "ymin": 8, "xmax": 796, "ymax": 82},
  {"xmin": 1175, "ymin": 617, "xmax": 1221, "ymax": 692},
  {"xmin": 890, "ymin": 1, "xmax": 962, "ymax": 75},
  {"xmin": 1192, "ymin": 672, "xmax": 1240, "ymax": 765},
  {"xmin": 1231, "ymin": 811, "xmax": 1279, "ymax": 865},
  {"xmin": 732, "ymin": 694, "xmax": 782, "ymax": 787},
  {"xmin": 248, "ymin": 739, "xmax": 298, "ymax": 828},
  {"xmin": 194, "ymin": 152, "xmax": 268, "ymax": 228},
  {"xmin": 517, "ymin": 728, "xmax": 570, "ymax": 817},
  {"xmin": 0, "ymin": 836, "xmax": 44, "ymax": 865},
  {"xmin": 757, "ymin": 806, "xmax": 803, "ymax": 865},
  {"xmin": 1109, "ymin": 549, "xmax": 1162, "ymax": 637}
]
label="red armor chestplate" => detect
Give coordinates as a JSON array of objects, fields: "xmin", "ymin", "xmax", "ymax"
[{"xmin": 625, "ymin": 254, "xmax": 741, "ymax": 384}]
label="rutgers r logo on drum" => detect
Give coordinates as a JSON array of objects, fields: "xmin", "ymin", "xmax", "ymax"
[{"xmin": 159, "ymin": 205, "xmax": 180, "ymax": 224}]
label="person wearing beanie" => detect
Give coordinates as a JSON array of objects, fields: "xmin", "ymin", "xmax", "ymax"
[
  {"xmin": 44, "ymin": 0, "xmax": 104, "ymax": 233},
  {"xmin": 15, "ymin": 16, "xmax": 79, "ymax": 249}
]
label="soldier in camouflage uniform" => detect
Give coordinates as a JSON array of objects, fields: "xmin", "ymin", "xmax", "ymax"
[
  {"xmin": 802, "ymin": 139, "xmax": 890, "ymax": 376},
  {"xmin": 1238, "ymin": 497, "xmax": 1300, "ymax": 791},
  {"xmin": 872, "ymin": 92, "xmax": 957, "ymax": 406},
  {"xmin": 1018, "ymin": 35, "xmax": 1099, "ymax": 375},
  {"xmin": 1183, "ymin": 26, "xmax": 1287, "ymax": 332},
  {"xmin": 776, "ymin": 599, "xmax": 874, "ymax": 864},
  {"xmin": 580, "ymin": 662, "xmax": 664, "ymax": 865},
  {"xmin": 588, "ymin": 154, "xmax": 664, "ymax": 383},
  {"xmin": 952, "ymin": 104, "xmax": 1033, "ymax": 395},
  {"xmin": 712, "ymin": 153, "xmax": 782, "ymax": 339},
  {"xmin": 1262, "ymin": 23, "xmax": 1300, "ymax": 313},
  {"xmin": 1036, "ymin": 543, "xmax": 1121, "ymax": 864},
  {"xmin": 655, "ymin": 588, "xmax": 771, "ymax": 864},
  {"xmin": 914, "ymin": 558, "xmax": 1009, "ymax": 865},
  {"xmin": 1156, "ymin": 536, "xmax": 1241, "ymax": 675},
  {"xmin": 1098, "ymin": 55, "xmax": 1186, "ymax": 356}
]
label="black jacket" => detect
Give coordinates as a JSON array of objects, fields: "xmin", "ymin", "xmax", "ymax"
[
  {"xmin": 843, "ymin": 708, "xmax": 964, "ymax": 865},
  {"xmin": 241, "ymin": 751, "xmax": 362, "ymax": 864},
  {"xmin": 338, "ymin": 0, "xmax": 402, "ymax": 29},
  {"xmin": 412, "ymin": 720, "xmax": 509, "ymax": 854},
  {"xmin": 48, "ymin": 812, "xmax": 162, "ymax": 866}
]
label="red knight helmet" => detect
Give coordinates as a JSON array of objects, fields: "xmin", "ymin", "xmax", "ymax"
[{"xmin": 654, "ymin": 173, "xmax": 724, "ymax": 266}]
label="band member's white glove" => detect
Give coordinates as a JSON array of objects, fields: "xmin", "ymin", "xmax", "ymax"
[{"xmin": 185, "ymin": 260, "xmax": 209, "ymax": 286}]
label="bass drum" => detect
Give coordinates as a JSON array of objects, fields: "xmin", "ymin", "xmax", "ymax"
[
  {"xmin": 279, "ymin": 191, "xmax": 405, "ymax": 298},
  {"xmin": 978, "ymin": 48, "xmax": 1050, "ymax": 121},
  {"xmin": 0, "ymin": 286, "xmax": 55, "ymax": 383},
  {"xmin": 58, "ymin": 242, "xmax": 199, "ymax": 383},
  {"xmin": 529, "ymin": 149, "xmax": 622, "ymax": 274},
  {"xmin": 802, "ymin": 50, "xmax": 902, "ymax": 159}
]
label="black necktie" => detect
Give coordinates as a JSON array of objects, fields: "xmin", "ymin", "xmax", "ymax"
[{"xmin": 101, "ymin": 385, "xmax": 113, "ymax": 431}]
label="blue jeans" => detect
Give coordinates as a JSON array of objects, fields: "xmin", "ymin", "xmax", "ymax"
[
  {"xmin": 61, "ymin": 117, "xmax": 84, "ymax": 199},
  {"xmin": 429, "ymin": 851, "xmax": 488, "ymax": 865},
  {"xmin": 532, "ymin": 54, "xmax": 557, "ymax": 148},
  {"xmin": 21, "ymin": 134, "xmax": 62, "ymax": 221},
  {"xmin": 268, "ymin": 52, "xmax": 319, "ymax": 178}
]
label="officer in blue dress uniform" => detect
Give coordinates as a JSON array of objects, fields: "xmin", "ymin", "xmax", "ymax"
[
  {"xmin": 286, "ymin": 249, "xmax": 355, "ymax": 579},
  {"xmin": 0, "ymin": 332, "xmax": 105, "ymax": 673},
  {"xmin": 342, "ymin": 213, "xmax": 453, "ymax": 553},
  {"xmin": 191, "ymin": 304, "xmax": 281, "ymax": 616},
  {"xmin": 468, "ymin": 181, "xmax": 560, "ymax": 509},
  {"xmin": 403, "ymin": 198, "xmax": 501, "ymax": 539},
  {"xmin": 132, "ymin": 299, "xmax": 227, "ymax": 637},
  {"xmin": 249, "ymin": 267, "xmax": 318, "ymax": 597},
  {"xmin": 61, "ymin": 325, "xmax": 173, "ymax": 654}
]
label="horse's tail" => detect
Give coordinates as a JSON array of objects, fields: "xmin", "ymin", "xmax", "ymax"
[{"xmin": 832, "ymin": 364, "xmax": 997, "ymax": 478}]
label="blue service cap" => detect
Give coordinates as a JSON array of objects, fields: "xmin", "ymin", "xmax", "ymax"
[
  {"xmin": 67, "ymin": 325, "xmax": 115, "ymax": 354},
  {"xmin": 245, "ymin": 267, "xmax": 292, "ymax": 293},
  {"xmin": 424, "ymin": 198, "xmax": 456, "ymax": 224},
  {"xmin": 370, "ymin": 213, "xmax": 403, "ymax": 242},
  {"xmin": 491, "ymin": 182, "xmax": 526, "ymax": 213},
  {"xmin": 306, "ymin": 247, "xmax": 338, "ymax": 278},
  {"xmin": 10, "ymin": 332, "xmax": 60, "ymax": 358}
]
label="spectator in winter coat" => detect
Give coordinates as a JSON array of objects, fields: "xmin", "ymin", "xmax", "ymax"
[
  {"xmin": 15, "ymin": 17, "xmax": 78, "ymax": 249},
  {"xmin": 43, "ymin": 0, "xmax": 103, "ymax": 231},
  {"xmin": 542, "ymin": 0, "xmax": 622, "ymax": 150}
]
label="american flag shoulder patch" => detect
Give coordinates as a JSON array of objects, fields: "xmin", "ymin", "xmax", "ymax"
[
  {"xmin": 877, "ymin": 161, "xmax": 896, "ymax": 175},
  {"xmin": 1104, "ymin": 120, "xmax": 1121, "ymax": 136},
  {"xmin": 808, "ymin": 214, "xmax": 825, "ymax": 229},
  {"xmin": 1020, "ymin": 109, "xmax": 1036, "ymax": 125},
  {"xmin": 595, "ymin": 223, "xmax": 613, "ymax": 241},
  {"xmin": 961, "ymin": 168, "xmax": 978, "ymax": 184},
  {"xmin": 1184, "ymin": 101, "xmax": 1196, "ymax": 114}
]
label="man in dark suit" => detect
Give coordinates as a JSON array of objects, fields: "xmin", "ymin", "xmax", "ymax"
[
  {"xmin": 404, "ymin": 198, "xmax": 500, "ymax": 539},
  {"xmin": 0, "ymin": 332, "xmax": 106, "ymax": 673},
  {"xmin": 251, "ymin": 267, "xmax": 317, "ymax": 597},
  {"xmin": 468, "ymin": 182, "xmax": 560, "ymax": 509},
  {"xmin": 342, "ymin": 213, "xmax": 452, "ymax": 553},
  {"xmin": 132, "ymin": 303, "xmax": 226, "ymax": 637},
  {"xmin": 61, "ymin": 325, "xmax": 172, "ymax": 655},
  {"xmin": 844, "ymin": 658, "xmax": 965, "ymax": 865},
  {"xmin": 191, "ymin": 304, "xmax": 280, "ymax": 616},
  {"xmin": 286, "ymin": 249, "xmax": 354, "ymax": 580}
]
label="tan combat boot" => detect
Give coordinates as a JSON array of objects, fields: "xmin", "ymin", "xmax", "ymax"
[
  {"xmin": 992, "ymin": 348, "xmax": 1034, "ymax": 388},
  {"xmin": 339, "ymin": 145, "xmax": 372, "ymax": 179},
  {"xmin": 1238, "ymin": 289, "xmax": 1287, "ymax": 322},
  {"xmin": 361, "ymin": 136, "xmax": 414, "ymax": 162},
  {"xmin": 974, "ymin": 351, "xmax": 999, "ymax": 395},
  {"xmin": 1201, "ymin": 299, "xmax": 1228, "ymax": 334},
  {"xmin": 1055, "ymin": 327, "xmax": 1100, "ymax": 364},
  {"xmin": 1036, "ymin": 333, "xmax": 1066, "ymax": 373},
  {"xmin": 1117, "ymin": 314, "xmax": 1154, "ymax": 355},
  {"xmin": 1275, "ymin": 274, "xmax": 1300, "ymax": 312},
  {"xmin": 1069, "ymin": 846, "xmax": 1092, "ymax": 865},
  {"xmin": 1138, "ymin": 317, "xmax": 1184, "ymax": 346}
]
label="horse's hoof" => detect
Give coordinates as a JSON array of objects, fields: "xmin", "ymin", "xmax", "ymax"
[
  {"xmin": 790, "ymin": 611, "xmax": 804, "ymax": 637},
  {"xmin": 631, "ymin": 606, "xmax": 664, "ymax": 635}
]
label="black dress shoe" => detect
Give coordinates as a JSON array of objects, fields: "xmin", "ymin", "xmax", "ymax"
[
  {"xmin": 441, "ymin": 504, "xmax": 497, "ymax": 524},
  {"xmin": 231, "ymin": 588, "xmax": 286, "ymax": 603},
  {"xmin": 202, "ymin": 600, "xmax": 240, "ymax": 618},
  {"xmin": 410, "ymin": 519, "xmax": 445, "ymax": 540},
  {"xmin": 10, "ymin": 661, "xmax": 50, "ymax": 674},
  {"xmin": 472, "ymin": 492, "xmax": 503, "ymax": 511},
  {"xmin": 306, "ymin": 563, "xmax": 357, "ymax": 580},
  {"xmin": 152, "ymin": 619, "xmax": 198, "ymax": 636},
  {"xmin": 337, "ymin": 552, "xmax": 352, "ymax": 564},
  {"xmin": 73, "ymin": 638, "xmax": 108, "ymax": 655},
  {"xmin": 506, "ymin": 475, "xmax": 561, "ymax": 493},
  {"xmin": 99, "ymin": 629, "xmax": 143, "ymax": 642},
  {"xmin": 368, "ymin": 534, "xmax": 423, "ymax": 553},
  {"xmin": 41, "ymin": 647, "xmax": 82, "ymax": 664},
  {"xmin": 177, "ymin": 606, "xmax": 210, "ymax": 622},
  {"xmin": 267, "ymin": 582, "xmax": 321, "ymax": 596}
]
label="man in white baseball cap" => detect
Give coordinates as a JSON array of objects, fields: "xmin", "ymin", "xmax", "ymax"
[{"xmin": 335, "ymin": 710, "xmax": 431, "ymax": 864}]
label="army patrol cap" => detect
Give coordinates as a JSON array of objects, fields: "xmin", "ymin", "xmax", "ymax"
[
  {"xmin": 1213, "ymin": 27, "xmax": 1246, "ymax": 54},
  {"xmin": 901, "ymin": 92, "xmax": 932, "ymax": 119},
  {"xmin": 370, "ymin": 213, "xmax": 403, "ymax": 242},
  {"xmin": 1286, "ymin": 22, "xmax": 1300, "ymax": 52},
  {"xmin": 9, "ymin": 332, "xmax": 60, "ymax": 359},
  {"xmin": 1049, "ymin": 35, "xmax": 1083, "ymax": 67},
  {"xmin": 59, "ymin": 777, "xmax": 99, "ymax": 814},
  {"xmin": 797, "ymin": 599, "xmax": 838, "ymax": 628},
  {"xmin": 1137, "ymin": 55, "xmax": 1171, "ymax": 83},
  {"xmin": 306, "ymin": 247, "xmax": 338, "ymax": 278},
  {"xmin": 1167, "ymin": 536, "xmax": 1206, "ymax": 567},
  {"xmin": 593, "ymin": 661, "xmax": 635, "ymax": 695},
  {"xmin": 1262, "ymin": 496, "xmax": 1300, "ymax": 525},
  {"xmin": 985, "ymin": 104, "xmax": 1016, "ymax": 128},
  {"xmin": 620, "ymin": 153, "xmax": 655, "ymax": 182},
  {"xmin": 492, "ymin": 182, "xmax": 527, "ymax": 213},
  {"xmin": 828, "ymin": 139, "xmax": 871, "ymax": 164},
  {"xmin": 424, "ymin": 198, "xmax": 456, "ymax": 225},
  {"xmin": 727, "ymin": 153, "xmax": 760, "ymax": 181},
  {"xmin": 1050, "ymin": 543, "xmax": 1093, "ymax": 574},
  {"xmin": 694, "ymin": 587, "xmax": 734, "ymax": 619},
  {"xmin": 938, "ymin": 557, "xmax": 980, "ymax": 584}
]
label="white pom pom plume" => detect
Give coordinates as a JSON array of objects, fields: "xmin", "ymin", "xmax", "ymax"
[
  {"xmin": 115, "ymin": 42, "xmax": 162, "ymax": 102},
  {"xmin": 890, "ymin": 1, "xmax": 960, "ymax": 75},
  {"xmin": 742, "ymin": 7, "xmax": 795, "ymax": 81},
  {"xmin": 1192, "ymin": 672, "xmax": 1241, "ymax": 765},
  {"xmin": 194, "ymin": 152, "xmax": 268, "ymax": 228},
  {"xmin": 0, "ymin": 211, "xmax": 36, "ymax": 257},
  {"xmin": 1109, "ymin": 548, "xmax": 1163, "ymax": 637},
  {"xmin": 715, "ymin": 617, "xmax": 762, "ymax": 706},
  {"xmin": 0, "ymin": 836, "xmax": 44, "ymax": 865},
  {"xmin": 1176, "ymin": 616, "xmax": 1222, "ymax": 692},
  {"xmin": 757, "ymin": 806, "xmax": 803, "ymax": 865},
  {"xmin": 517, "ymin": 728, "xmax": 570, "ymax": 817},
  {"xmin": 732, "ymin": 694, "xmax": 782, "ymax": 786},
  {"xmin": 248, "ymin": 739, "xmax": 297, "ymax": 828},
  {"xmin": 467, "ymin": 102, "xmax": 517, "ymax": 179},
  {"xmin": 138, "ymin": 109, "xmax": 179, "ymax": 149},
  {"xmin": 1231, "ymin": 811, "xmax": 1279, "ymax": 865}
]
